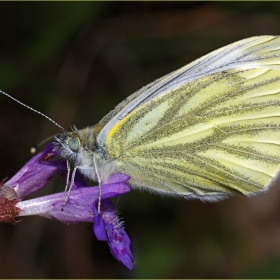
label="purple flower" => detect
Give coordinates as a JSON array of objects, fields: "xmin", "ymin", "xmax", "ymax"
[{"xmin": 0, "ymin": 143, "xmax": 134, "ymax": 270}]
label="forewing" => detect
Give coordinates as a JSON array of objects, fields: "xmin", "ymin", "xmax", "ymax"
[
  {"xmin": 104, "ymin": 66, "xmax": 280, "ymax": 199},
  {"xmin": 97, "ymin": 36, "xmax": 280, "ymax": 148}
]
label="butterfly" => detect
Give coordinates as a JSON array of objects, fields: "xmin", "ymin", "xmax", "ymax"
[{"xmin": 52, "ymin": 35, "xmax": 280, "ymax": 204}]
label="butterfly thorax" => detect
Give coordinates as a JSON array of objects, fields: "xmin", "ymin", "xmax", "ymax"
[{"xmin": 55, "ymin": 124, "xmax": 110, "ymax": 181}]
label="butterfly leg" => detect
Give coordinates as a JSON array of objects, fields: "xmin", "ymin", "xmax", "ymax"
[
  {"xmin": 61, "ymin": 163, "xmax": 102, "ymax": 214},
  {"xmin": 61, "ymin": 165, "xmax": 78, "ymax": 211},
  {"xmin": 93, "ymin": 157, "xmax": 102, "ymax": 214},
  {"xmin": 64, "ymin": 160, "xmax": 71, "ymax": 191}
]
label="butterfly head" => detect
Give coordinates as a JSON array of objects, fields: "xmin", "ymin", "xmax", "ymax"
[{"xmin": 55, "ymin": 124, "xmax": 103, "ymax": 166}]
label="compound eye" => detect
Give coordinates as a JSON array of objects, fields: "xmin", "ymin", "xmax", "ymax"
[{"xmin": 68, "ymin": 137, "xmax": 80, "ymax": 152}]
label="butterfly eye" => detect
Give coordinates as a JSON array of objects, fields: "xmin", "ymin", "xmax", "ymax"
[{"xmin": 68, "ymin": 137, "xmax": 81, "ymax": 152}]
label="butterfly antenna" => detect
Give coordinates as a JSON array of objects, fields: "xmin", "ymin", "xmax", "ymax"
[{"xmin": 0, "ymin": 89, "xmax": 68, "ymax": 134}]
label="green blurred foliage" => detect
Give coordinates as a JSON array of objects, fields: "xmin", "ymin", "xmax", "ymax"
[{"xmin": 1, "ymin": 1, "xmax": 280, "ymax": 278}]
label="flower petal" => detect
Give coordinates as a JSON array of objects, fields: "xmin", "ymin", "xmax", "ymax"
[
  {"xmin": 17, "ymin": 181, "xmax": 130, "ymax": 224},
  {"xmin": 5, "ymin": 143, "xmax": 66, "ymax": 198},
  {"xmin": 93, "ymin": 199, "xmax": 134, "ymax": 270}
]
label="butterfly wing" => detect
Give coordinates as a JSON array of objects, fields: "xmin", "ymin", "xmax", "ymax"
[{"xmin": 97, "ymin": 36, "xmax": 280, "ymax": 200}]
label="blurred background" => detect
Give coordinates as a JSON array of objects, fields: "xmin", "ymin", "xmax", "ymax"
[{"xmin": 1, "ymin": 2, "xmax": 280, "ymax": 278}]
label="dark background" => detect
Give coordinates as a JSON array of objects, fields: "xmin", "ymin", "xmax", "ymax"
[{"xmin": 1, "ymin": 2, "xmax": 280, "ymax": 278}]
